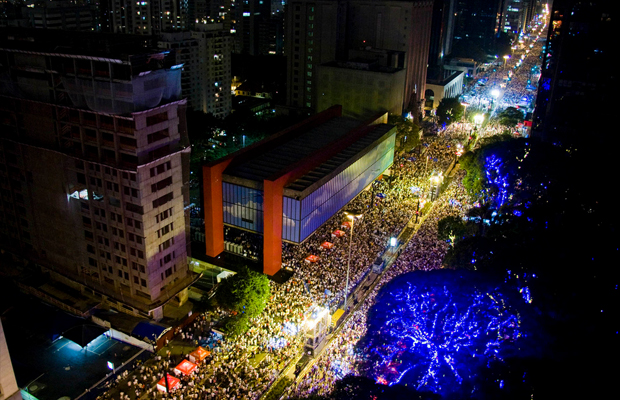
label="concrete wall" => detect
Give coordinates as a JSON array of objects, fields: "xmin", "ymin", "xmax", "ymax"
[{"xmin": 316, "ymin": 65, "xmax": 406, "ymax": 118}]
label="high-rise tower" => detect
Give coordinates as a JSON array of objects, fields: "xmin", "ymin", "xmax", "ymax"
[{"xmin": 0, "ymin": 29, "xmax": 197, "ymax": 320}]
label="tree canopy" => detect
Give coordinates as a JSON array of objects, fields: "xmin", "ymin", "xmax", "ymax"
[
  {"xmin": 388, "ymin": 114, "xmax": 421, "ymax": 153},
  {"xmin": 443, "ymin": 137, "xmax": 618, "ymax": 398},
  {"xmin": 215, "ymin": 266, "xmax": 270, "ymax": 319},
  {"xmin": 436, "ymin": 98, "xmax": 464, "ymax": 125},
  {"xmin": 495, "ymin": 107, "xmax": 524, "ymax": 127}
]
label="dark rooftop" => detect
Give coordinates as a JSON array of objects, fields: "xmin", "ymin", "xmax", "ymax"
[
  {"xmin": 224, "ymin": 117, "xmax": 361, "ymax": 183},
  {"xmin": 223, "ymin": 116, "xmax": 395, "ymax": 195},
  {"xmin": 286, "ymin": 123, "xmax": 393, "ymax": 193},
  {"xmin": 0, "ymin": 28, "xmax": 160, "ymax": 62}
]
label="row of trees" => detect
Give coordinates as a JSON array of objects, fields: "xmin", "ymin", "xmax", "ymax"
[
  {"xmin": 436, "ymin": 97, "xmax": 524, "ymax": 129},
  {"xmin": 435, "ymin": 137, "xmax": 618, "ymax": 398}
]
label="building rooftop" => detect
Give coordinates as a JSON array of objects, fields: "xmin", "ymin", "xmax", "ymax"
[
  {"xmin": 223, "ymin": 115, "xmax": 394, "ymax": 196},
  {"xmin": 225, "ymin": 117, "xmax": 359, "ymax": 183},
  {"xmin": 0, "ymin": 28, "xmax": 164, "ymax": 63},
  {"xmin": 322, "ymin": 60, "xmax": 403, "ymax": 74},
  {"xmin": 286, "ymin": 123, "xmax": 393, "ymax": 194}
]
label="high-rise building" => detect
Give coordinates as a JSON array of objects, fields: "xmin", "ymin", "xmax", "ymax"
[
  {"xmin": 0, "ymin": 1, "xmax": 99, "ymax": 31},
  {"xmin": 284, "ymin": 0, "xmax": 341, "ymax": 111},
  {"xmin": 453, "ymin": 0, "xmax": 503, "ymax": 47},
  {"xmin": 158, "ymin": 24, "xmax": 232, "ymax": 117},
  {"xmin": 0, "ymin": 28, "xmax": 196, "ymax": 320},
  {"xmin": 231, "ymin": 0, "xmax": 276, "ymax": 55},
  {"xmin": 285, "ymin": 0, "xmax": 433, "ymax": 116},
  {"xmin": 497, "ymin": 0, "xmax": 539, "ymax": 38},
  {"xmin": 189, "ymin": 0, "xmax": 233, "ymax": 27},
  {"xmin": 21, "ymin": 1, "xmax": 99, "ymax": 31},
  {"xmin": 532, "ymin": 0, "xmax": 613, "ymax": 146},
  {"xmin": 428, "ymin": 0, "xmax": 456, "ymax": 70},
  {"xmin": 109, "ymin": 0, "xmax": 189, "ymax": 34}
]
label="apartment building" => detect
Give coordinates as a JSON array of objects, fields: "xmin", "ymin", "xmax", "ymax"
[
  {"xmin": 0, "ymin": 28, "xmax": 196, "ymax": 320},
  {"xmin": 109, "ymin": 0, "xmax": 189, "ymax": 35},
  {"xmin": 158, "ymin": 24, "xmax": 232, "ymax": 117}
]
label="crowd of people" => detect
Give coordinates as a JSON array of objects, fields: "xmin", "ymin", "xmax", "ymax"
[
  {"xmin": 93, "ymin": 25, "xmax": 550, "ymax": 400},
  {"xmin": 461, "ymin": 22, "xmax": 547, "ymax": 120},
  {"xmin": 96, "ymin": 130, "xmax": 474, "ymax": 400},
  {"xmin": 287, "ymin": 171, "xmax": 471, "ymax": 399}
]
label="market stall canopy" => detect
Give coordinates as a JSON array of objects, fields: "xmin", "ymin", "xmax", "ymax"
[
  {"xmin": 175, "ymin": 359, "xmax": 197, "ymax": 375},
  {"xmin": 62, "ymin": 324, "xmax": 108, "ymax": 348},
  {"xmin": 157, "ymin": 374, "xmax": 180, "ymax": 392},
  {"xmin": 189, "ymin": 346, "xmax": 210, "ymax": 363},
  {"xmin": 320, "ymin": 241, "xmax": 333, "ymax": 249},
  {"xmin": 304, "ymin": 255, "xmax": 320, "ymax": 263},
  {"xmin": 332, "ymin": 230, "xmax": 346, "ymax": 237}
]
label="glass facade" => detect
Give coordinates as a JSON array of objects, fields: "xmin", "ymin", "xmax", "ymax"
[
  {"xmin": 222, "ymin": 183, "xmax": 264, "ymax": 232},
  {"xmin": 223, "ymin": 133, "xmax": 395, "ymax": 243},
  {"xmin": 297, "ymin": 134, "xmax": 395, "ymax": 242}
]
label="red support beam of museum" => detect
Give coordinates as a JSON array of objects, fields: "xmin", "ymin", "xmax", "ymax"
[{"xmin": 202, "ymin": 159, "xmax": 232, "ymax": 257}]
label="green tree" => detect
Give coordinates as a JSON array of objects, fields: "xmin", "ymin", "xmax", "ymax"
[
  {"xmin": 388, "ymin": 115, "xmax": 421, "ymax": 153},
  {"xmin": 216, "ymin": 266, "xmax": 270, "ymax": 319},
  {"xmin": 436, "ymin": 98, "xmax": 464, "ymax": 125},
  {"xmin": 496, "ymin": 107, "xmax": 524, "ymax": 127},
  {"xmin": 459, "ymin": 150, "xmax": 484, "ymax": 197},
  {"xmin": 437, "ymin": 215, "xmax": 475, "ymax": 246},
  {"xmin": 478, "ymin": 131, "xmax": 514, "ymax": 147}
]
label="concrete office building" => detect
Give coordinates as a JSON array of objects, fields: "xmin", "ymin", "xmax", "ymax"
[
  {"xmin": 285, "ymin": 0, "xmax": 433, "ymax": 116},
  {"xmin": 0, "ymin": 29, "xmax": 196, "ymax": 320},
  {"xmin": 316, "ymin": 52, "xmax": 406, "ymax": 119},
  {"xmin": 203, "ymin": 106, "xmax": 396, "ymax": 275}
]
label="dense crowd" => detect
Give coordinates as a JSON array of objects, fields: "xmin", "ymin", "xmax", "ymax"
[
  {"xmin": 287, "ymin": 173, "xmax": 471, "ymax": 398},
  {"xmin": 461, "ymin": 23, "xmax": 547, "ymax": 118},
  {"xmin": 94, "ymin": 23, "xmax": 549, "ymax": 400},
  {"xmin": 96, "ymin": 131, "xmax": 470, "ymax": 400}
]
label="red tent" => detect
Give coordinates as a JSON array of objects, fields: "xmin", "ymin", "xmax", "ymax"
[
  {"xmin": 304, "ymin": 255, "xmax": 320, "ymax": 263},
  {"xmin": 341, "ymin": 221, "xmax": 351, "ymax": 229},
  {"xmin": 189, "ymin": 346, "xmax": 210, "ymax": 363},
  {"xmin": 321, "ymin": 241, "xmax": 334, "ymax": 249},
  {"xmin": 332, "ymin": 230, "xmax": 346, "ymax": 238},
  {"xmin": 174, "ymin": 359, "xmax": 197, "ymax": 375},
  {"xmin": 157, "ymin": 374, "xmax": 180, "ymax": 393}
]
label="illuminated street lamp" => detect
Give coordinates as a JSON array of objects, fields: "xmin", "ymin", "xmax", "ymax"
[
  {"xmin": 474, "ymin": 114, "xmax": 484, "ymax": 125},
  {"xmin": 490, "ymin": 89, "xmax": 500, "ymax": 111},
  {"xmin": 430, "ymin": 173, "xmax": 443, "ymax": 201},
  {"xmin": 343, "ymin": 211, "xmax": 363, "ymax": 310}
]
